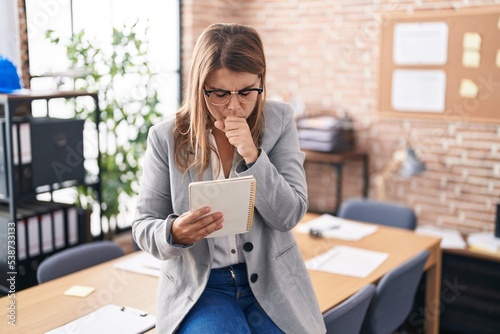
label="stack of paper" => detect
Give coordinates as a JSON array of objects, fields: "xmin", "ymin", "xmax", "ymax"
[
  {"xmin": 467, "ymin": 232, "xmax": 500, "ymax": 255},
  {"xmin": 306, "ymin": 245, "xmax": 389, "ymax": 278},
  {"xmin": 295, "ymin": 214, "xmax": 378, "ymax": 241},
  {"xmin": 415, "ymin": 225, "xmax": 466, "ymax": 249}
]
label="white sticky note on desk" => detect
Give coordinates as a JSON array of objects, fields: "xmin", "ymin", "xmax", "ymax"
[{"xmin": 64, "ymin": 285, "xmax": 95, "ymax": 298}]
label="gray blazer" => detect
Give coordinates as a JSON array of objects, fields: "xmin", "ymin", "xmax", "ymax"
[{"xmin": 132, "ymin": 100, "xmax": 326, "ymax": 334}]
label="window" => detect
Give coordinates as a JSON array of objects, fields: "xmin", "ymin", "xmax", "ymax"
[
  {"xmin": 26, "ymin": 0, "xmax": 180, "ymax": 115},
  {"xmin": 25, "ymin": 0, "xmax": 181, "ymax": 236}
]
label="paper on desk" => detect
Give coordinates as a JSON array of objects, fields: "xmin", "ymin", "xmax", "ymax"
[
  {"xmin": 306, "ymin": 245, "xmax": 389, "ymax": 278},
  {"xmin": 415, "ymin": 225, "xmax": 466, "ymax": 249},
  {"xmin": 296, "ymin": 214, "xmax": 377, "ymax": 241},
  {"xmin": 113, "ymin": 251, "xmax": 161, "ymax": 277},
  {"xmin": 467, "ymin": 232, "xmax": 500, "ymax": 254},
  {"xmin": 45, "ymin": 304, "xmax": 155, "ymax": 334}
]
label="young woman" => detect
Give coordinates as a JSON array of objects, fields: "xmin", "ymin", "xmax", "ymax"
[{"xmin": 132, "ymin": 23, "xmax": 326, "ymax": 334}]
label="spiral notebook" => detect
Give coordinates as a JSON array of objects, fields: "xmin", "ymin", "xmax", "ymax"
[{"xmin": 189, "ymin": 175, "xmax": 256, "ymax": 238}]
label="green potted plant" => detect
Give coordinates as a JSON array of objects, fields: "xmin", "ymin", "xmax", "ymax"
[{"xmin": 46, "ymin": 20, "xmax": 164, "ymax": 238}]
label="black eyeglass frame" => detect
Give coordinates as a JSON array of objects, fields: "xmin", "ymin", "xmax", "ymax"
[{"xmin": 203, "ymin": 87, "xmax": 264, "ymax": 105}]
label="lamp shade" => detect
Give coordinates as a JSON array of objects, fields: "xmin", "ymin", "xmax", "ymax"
[{"xmin": 400, "ymin": 147, "xmax": 426, "ymax": 178}]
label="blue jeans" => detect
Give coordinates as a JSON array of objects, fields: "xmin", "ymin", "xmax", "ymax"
[{"xmin": 176, "ymin": 263, "xmax": 284, "ymax": 334}]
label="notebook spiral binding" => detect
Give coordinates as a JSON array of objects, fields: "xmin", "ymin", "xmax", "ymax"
[{"xmin": 247, "ymin": 179, "xmax": 256, "ymax": 231}]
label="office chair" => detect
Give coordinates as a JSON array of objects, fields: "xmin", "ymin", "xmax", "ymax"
[
  {"xmin": 337, "ymin": 198, "xmax": 417, "ymax": 230},
  {"xmin": 0, "ymin": 285, "xmax": 9, "ymax": 297},
  {"xmin": 323, "ymin": 283, "xmax": 376, "ymax": 334},
  {"xmin": 37, "ymin": 241, "xmax": 124, "ymax": 284},
  {"xmin": 360, "ymin": 250, "xmax": 430, "ymax": 334}
]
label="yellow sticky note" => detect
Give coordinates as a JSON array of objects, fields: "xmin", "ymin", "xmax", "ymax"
[
  {"xmin": 459, "ymin": 79, "xmax": 478, "ymax": 98},
  {"xmin": 463, "ymin": 32, "xmax": 482, "ymax": 50},
  {"xmin": 496, "ymin": 50, "xmax": 500, "ymax": 68},
  {"xmin": 462, "ymin": 50, "xmax": 481, "ymax": 68},
  {"xmin": 64, "ymin": 285, "xmax": 95, "ymax": 298}
]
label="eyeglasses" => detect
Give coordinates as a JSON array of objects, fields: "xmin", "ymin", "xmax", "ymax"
[{"xmin": 204, "ymin": 87, "xmax": 263, "ymax": 106}]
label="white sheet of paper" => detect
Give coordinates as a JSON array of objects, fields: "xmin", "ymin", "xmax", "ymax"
[
  {"xmin": 45, "ymin": 304, "xmax": 155, "ymax": 334},
  {"xmin": 467, "ymin": 232, "xmax": 500, "ymax": 253},
  {"xmin": 306, "ymin": 245, "xmax": 389, "ymax": 278},
  {"xmin": 295, "ymin": 214, "xmax": 377, "ymax": 241},
  {"xmin": 392, "ymin": 69, "xmax": 446, "ymax": 112},
  {"xmin": 415, "ymin": 225, "xmax": 466, "ymax": 249},
  {"xmin": 113, "ymin": 252, "xmax": 161, "ymax": 277},
  {"xmin": 393, "ymin": 22, "xmax": 448, "ymax": 65}
]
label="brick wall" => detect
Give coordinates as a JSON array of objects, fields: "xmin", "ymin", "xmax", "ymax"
[
  {"xmin": 17, "ymin": 1, "xmax": 499, "ymax": 233},
  {"xmin": 182, "ymin": 0, "xmax": 500, "ymax": 233},
  {"xmin": 17, "ymin": 0, "xmax": 30, "ymax": 88}
]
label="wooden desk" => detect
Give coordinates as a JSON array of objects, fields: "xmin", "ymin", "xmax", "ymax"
[
  {"xmin": 0, "ymin": 256, "xmax": 159, "ymax": 333},
  {"xmin": 298, "ymin": 213, "xmax": 442, "ymax": 334},
  {"xmin": 303, "ymin": 150, "xmax": 369, "ymax": 214},
  {"xmin": 0, "ymin": 214, "xmax": 441, "ymax": 334}
]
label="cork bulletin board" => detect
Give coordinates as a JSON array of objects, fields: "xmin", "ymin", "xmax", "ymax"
[{"xmin": 379, "ymin": 7, "xmax": 500, "ymax": 123}]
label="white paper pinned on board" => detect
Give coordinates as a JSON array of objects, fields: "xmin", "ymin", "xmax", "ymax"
[
  {"xmin": 391, "ymin": 69, "xmax": 447, "ymax": 112},
  {"xmin": 393, "ymin": 22, "xmax": 449, "ymax": 65}
]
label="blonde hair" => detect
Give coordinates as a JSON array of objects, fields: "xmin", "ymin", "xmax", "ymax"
[{"xmin": 174, "ymin": 23, "xmax": 267, "ymax": 178}]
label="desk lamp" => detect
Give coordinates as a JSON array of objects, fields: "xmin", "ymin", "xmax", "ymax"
[{"xmin": 375, "ymin": 146, "xmax": 426, "ymax": 200}]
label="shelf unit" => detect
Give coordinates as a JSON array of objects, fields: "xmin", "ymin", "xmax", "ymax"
[
  {"xmin": 302, "ymin": 150, "xmax": 369, "ymax": 214},
  {"xmin": 0, "ymin": 90, "xmax": 102, "ymax": 292}
]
